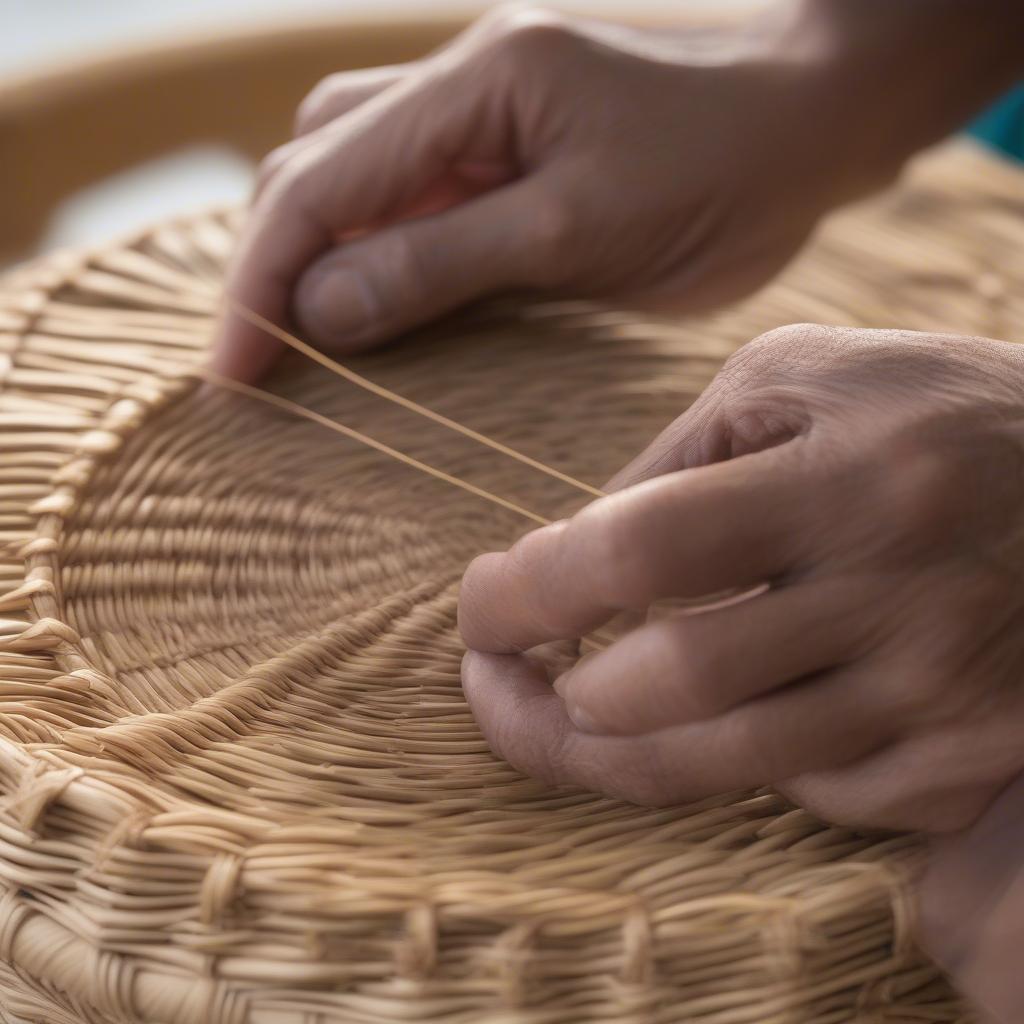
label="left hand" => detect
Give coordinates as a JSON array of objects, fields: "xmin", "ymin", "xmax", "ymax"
[{"xmin": 459, "ymin": 323, "xmax": 1024, "ymax": 832}]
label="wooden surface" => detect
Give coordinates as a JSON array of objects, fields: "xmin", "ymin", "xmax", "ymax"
[{"xmin": 0, "ymin": 14, "xmax": 468, "ymax": 263}]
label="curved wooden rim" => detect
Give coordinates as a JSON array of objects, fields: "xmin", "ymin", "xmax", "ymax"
[
  {"xmin": 0, "ymin": 8, "xmax": 693, "ymax": 264},
  {"xmin": 0, "ymin": 13, "xmax": 471, "ymax": 263}
]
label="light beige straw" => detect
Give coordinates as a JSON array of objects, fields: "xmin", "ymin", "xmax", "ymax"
[
  {"xmin": 201, "ymin": 366, "xmax": 553, "ymax": 528},
  {"xmin": 225, "ymin": 297, "xmax": 607, "ymax": 500}
]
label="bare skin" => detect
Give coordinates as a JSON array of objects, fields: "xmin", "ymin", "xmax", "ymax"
[
  {"xmin": 461, "ymin": 324, "xmax": 1024, "ymax": 832},
  {"xmin": 213, "ymin": 2, "xmax": 1024, "ymax": 1018},
  {"xmin": 922, "ymin": 774, "xmax": 1024, "ymax": 1024},
  {"xmin": 215, "ymin": 1, "xmax": 1022, "ymax": 381}
]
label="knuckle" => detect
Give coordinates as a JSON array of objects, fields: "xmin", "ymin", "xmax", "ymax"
[
  {"xmin": 485, "ymin": 3, "xmax": 568, "ymax": 36},
  {"xmin": 731, "ymin": 713, "xmax": 786, "ymax": 783},
  {"xmin": 862, "ymin": 410, "xmax": 1024, "ymax": 555},
  {"xmin": 295, "ymin": 73, "xmax": 342, "ymax": 134},
  {"xmin": 484, "ymin": 4, "xmax": 579, "ymax": 65},
  {"xmin": 522, "ymin": 190, "xmax": 576, "ymax": 283},
  {"xmin": 364, "ymin": 228, "xmax": 429, "ymax": 307},
  {"xmin": 657, "ymin": 622, "xmax": 726, "ymax": 721},
  {"xmin": 889, "ymin": 666, "xmax": 950, "ymax": 719},
  {"xmin": 778, "ymin": 777, "xmax": 853, "ymax": 828},
  {"xmin": 886, "ymin": 442, "xmax": 962, "ymax": 538},
  {"xmin": 573, "ymin": 500, "xmax": 648, "ymax": 611},
  {"xmin": 725, "ymin": 321, "xmax": 872, "ymax": 386},
  {"xmin": 609, "ymin": 758, "xmax": 676, "ymax": 807},
  {"xmin": 254, "ymin": 143, "xmax": 296, "ymax": 196},
  {"xmin": 717, "ymin": 324, "xmax": 816, "ymax": 395},
  {"xmin": 739, "ymin": 323, "xmax": 822, "ymax": 365},
  {"xmin": 865, "ymin": 433, "xmax": 984, "ymax": 552},
  {"xmin": 256, "ymin": 154, "xmax": 314, "ymax": 216},
  {"xmin": 902, "ymin": 577, "xmax": 1017, "ymax": 715}
]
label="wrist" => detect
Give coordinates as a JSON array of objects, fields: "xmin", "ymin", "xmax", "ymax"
[{"xmin": 773, "ymin": 0, "xmax": 1024, "ymax": 201}]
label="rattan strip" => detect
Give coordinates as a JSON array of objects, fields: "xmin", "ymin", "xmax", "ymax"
[
  {"xmin": 202, "ymin": 367, "xmax": 553, "ymax": 527},
  {"xmin": 225, "ymin": 299, "xmax": 606, "ymax": 500}
]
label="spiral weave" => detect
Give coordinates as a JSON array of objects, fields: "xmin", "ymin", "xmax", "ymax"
[{"xmin": 0, "ymin": 141, "xmax": 1020, "ymax": 1023}]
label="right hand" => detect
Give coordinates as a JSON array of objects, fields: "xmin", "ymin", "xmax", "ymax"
[
  {"xmin": 459, "ymin": 324, "xmax": 1024, "ymax": 829},
  {"xmin": 213, "ymin": 3, "xmax": 861, "ymax": 380}
]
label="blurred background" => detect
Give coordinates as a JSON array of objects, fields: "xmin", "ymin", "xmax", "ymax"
[
  {"xmin": 1, "ymin": 0, "xmax": 1018, "ymax": 267},
  {"xmin": 0, "ymin": 0, "xmax": 747, "ymax": 263}
]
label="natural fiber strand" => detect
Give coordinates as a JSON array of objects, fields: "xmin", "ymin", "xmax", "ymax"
[
  {"xmin": 201, "ymin": 366, "xmax": 554, "ymax": 527},
  {"xmin": 225, "ymin": 297, "xmax": 607, "ymax": 500}
]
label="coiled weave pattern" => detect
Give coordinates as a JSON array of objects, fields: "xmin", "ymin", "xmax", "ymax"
[{"xmin": 0, "ymin": 142, "xmax": 1020, "ymax": 1023}]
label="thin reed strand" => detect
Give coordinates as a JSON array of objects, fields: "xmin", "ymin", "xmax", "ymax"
[
  {"xmin": 201, "ymin": 367, "xmax": 553, "ymax": 527},
  {"xmin": 201, "ymin": 366, "xmax": 616, "ymax": 650},
  {"xmin": 225, "ymin": 298, "xmax": 607, "ymax": 500}
]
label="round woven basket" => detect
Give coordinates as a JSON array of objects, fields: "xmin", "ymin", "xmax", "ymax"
[{"xmin": 0, "ymin": 141, "xmax": 1020, "ymax": 1024}]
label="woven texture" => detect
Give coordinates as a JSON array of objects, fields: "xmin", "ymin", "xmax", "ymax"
[{"xmin": 0, "ymin": 142, "xmax": 1021, "ymax": 1024}]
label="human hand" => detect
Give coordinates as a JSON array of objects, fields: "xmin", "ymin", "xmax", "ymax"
[
  {"xmin": 459, "ymin": 324, "xmax": 1024, "ymax": 832},
  {"xmin": 213, "ymin": 3, "xmax": 867, "ymax": 381},
  {"xmin": 919, "ymin": 773, "xmax": 1024, "ymax": 1024}
]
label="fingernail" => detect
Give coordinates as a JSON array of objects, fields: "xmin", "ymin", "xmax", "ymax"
[
  {"xmin": 552, "ymin": 670, "xmax": 573, "ymax": 700},
  {"xmin": 553, "ymin": 672, "xmax": 601, "ymax": 732},
  {"xmin": 298, "ymin": 267, "xmax": 377, "ymax": 345},
  {"xmin": 565, "ymin": 699, "xmax": 600, "ymax": 734}
]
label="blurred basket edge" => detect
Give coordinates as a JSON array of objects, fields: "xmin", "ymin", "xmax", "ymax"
[{"xmin": 0, "ymin": 7, "xmax": 713, "ymax": 269}]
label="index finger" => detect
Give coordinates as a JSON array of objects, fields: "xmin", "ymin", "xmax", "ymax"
[
  {"xmin": 458, "ymin": 444, "xmax": 812, "ymax": 653},
  {"xmin": 213, "ymin": 59, "xmax": 499, "ymax": 381}
]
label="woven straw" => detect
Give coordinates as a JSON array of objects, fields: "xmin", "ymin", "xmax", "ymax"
[{"xmin": 0, "ymin": 141, "xmax": 1020, "ymax": 1024}]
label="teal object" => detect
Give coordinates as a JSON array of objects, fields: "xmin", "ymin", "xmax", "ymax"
[{"xmin": 969, "ymin": 85, "xmax": 1024, "ymax": 161}]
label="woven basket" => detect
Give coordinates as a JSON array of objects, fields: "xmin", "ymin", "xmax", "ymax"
[{"xmin": 0, "ymin": 141, "xmax": 1019, "ymax": 1024}]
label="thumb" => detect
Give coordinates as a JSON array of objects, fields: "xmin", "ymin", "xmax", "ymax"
[
  {"xmin": 603, "ymin": 388, "xmax": 734, "ymax": 492},
  {"xmin": 605, "ymin": 350, "xmax": 805, "ymax": 492},
  {"xmin": 215, "ymin": 52, "xmax": 521, "ymax": 380},
  {"xmin": 293, "ymin": 181, "xmax": 561, "ymax": 352}
]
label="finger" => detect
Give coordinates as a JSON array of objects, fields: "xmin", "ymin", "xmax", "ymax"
[
  {"xmin": 214, "ymin": 59, "xmax": 513, "ymax": 380},
  {"xmin": 291, "ymin": 179, "xmax": 553, "ymax": 352},
  {"xmin": 459, "ymin": 444, "xmax": 812, "ymax": 654},
  {"xmin": 251, "ymin": 136, "xmax": 320, "ymax": 205},
  {"xmin": 780, "ymin": 716, "xmax": 1024, "ymax": 833},
  {"xmin": 462, "ymin": 649, "xmax": 670, "ymax": 804},
  {"xmin": 463, "ymin": 650, "xmax": 882, "ymax": 805},
  {"xmin": 784, "ymin": 771, "xmax": 995, "ymax": 834},
  {"xmin": 555, "ymin": 578, "xmax": 870, "ymax": 736},
  {"xmin": 253, "ymin": 140, "xmax": 511, "ymax": 241},
  {"xmin": 956, "ymin": 875, "xmax": 1024, "ymax": 1024},
  {"xmin": 294, "ymin": 65, "xmax": 413, "ymax": 135},
  {"xmin": 923, "ymin": 774, "xmax": 1024, "ymax": 939},
  {"xmin": 920, "ymin": 774, "xmax": 1024, "ymax": 994},
  {"xmin": 683, "ymin": 664, "xmax": 888, "ymax": 791},
  {"xmin": 256, "ymin": 64, "xmax": 433, "ymax": 208},
  {"xmin": 602, "ymin": 388, "xmax": 733, "ymax": 492},
  {"xmin": 604, "ymin": 372, "xmax": 807, "ymax": 495}
]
